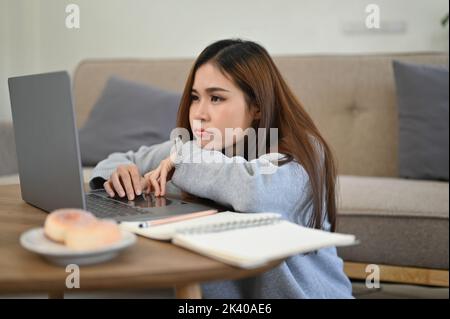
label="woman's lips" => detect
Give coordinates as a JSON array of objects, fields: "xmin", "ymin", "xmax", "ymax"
[{"xmin": 194, "ymin": 129, "xmax": 213, "ymax": 138}]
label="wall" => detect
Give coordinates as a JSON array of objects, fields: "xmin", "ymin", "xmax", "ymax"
[{"xmin": 1, "ymin": 0, "xmax": 448, "ymax": 121}]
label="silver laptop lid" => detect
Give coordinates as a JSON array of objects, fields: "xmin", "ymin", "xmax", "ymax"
[{"xmin": 8, "ymin": 71, "xmax": 86, "ymax": 212}]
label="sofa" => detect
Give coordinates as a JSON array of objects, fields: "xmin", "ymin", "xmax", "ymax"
[{"xmin": 1, "ymin": 52, "xmax": 448, "ymax": 297}]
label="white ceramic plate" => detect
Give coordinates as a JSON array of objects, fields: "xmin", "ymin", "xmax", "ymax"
[{"xmin": 20, "ymin": 228, "xmax": 137, "ymax": 266}]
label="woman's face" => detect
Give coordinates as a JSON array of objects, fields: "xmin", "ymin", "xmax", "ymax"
[{"xmin": 189, "ymin": 62, "xmax": 260, "ymax": 150}]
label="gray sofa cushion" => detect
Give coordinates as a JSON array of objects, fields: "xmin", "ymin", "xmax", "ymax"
[
  {"xmin": 336, "ymin": 175, "xmax": 449, "ymax": 270},
  {"xmin": 0, "ymin": 121, "xmax": 18, "ymax": 176},
  {"xmin": 393, "ymin": 60, "xmax": 449, "ymax": 181},
  {"xmin": 78, "ymin": 76, "xmax": 181, "ymax": 166}
]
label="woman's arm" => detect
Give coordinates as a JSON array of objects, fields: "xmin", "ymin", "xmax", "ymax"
[
  {"xmin": 89, "ymin": 140, "xmax": 173, "ymax": 189},
  {"xmin": 171, "ymin": 141, "xmax": 311, "ymax": 219}
]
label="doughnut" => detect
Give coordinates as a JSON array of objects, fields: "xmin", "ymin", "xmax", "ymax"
[
  {"xmin": 44, "ymin": 209, "xmax": 97, "ymax": 243},
  {"xmin": 44, "ymin": 209, "xmax": 122, "ymax": 250},
  {"xmin": 65, "ymin": 219, "xmax": 122, "ymax": 250}
]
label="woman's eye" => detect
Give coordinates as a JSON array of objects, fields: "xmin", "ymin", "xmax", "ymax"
[
  {"xmin": 211, "ymin": 96, "xmax": 223, "ymax": 103},
  {"xmin": 191, "ymin": 95, "xmax": 199, "ymax": 101}
]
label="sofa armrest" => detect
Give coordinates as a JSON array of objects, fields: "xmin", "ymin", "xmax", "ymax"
[{"xmin": 0, "ymin": 121, "xmax": 18, "ymax": 176}]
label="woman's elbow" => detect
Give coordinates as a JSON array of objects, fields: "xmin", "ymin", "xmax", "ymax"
[{"xmin": 229, "ymin": 188, "xmax": 265, "ymax": 213}]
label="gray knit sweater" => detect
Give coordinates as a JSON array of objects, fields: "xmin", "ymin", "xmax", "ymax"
[{"xmin": 89, "ymin": 140, "xmax": 353, "ymax": 299}]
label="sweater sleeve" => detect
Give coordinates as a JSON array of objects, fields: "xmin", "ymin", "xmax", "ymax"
[
  {"xmin": 89, "ymin": 140, "xmax": 173, "ymax": 189},
  {"xmin": 171, "ymin": 140, "xmax": 312, "ymax": 221}
]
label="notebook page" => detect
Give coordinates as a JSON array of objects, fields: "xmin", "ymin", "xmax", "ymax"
[
  {"xmin": 119, "ymin": 211, "xmax": 280, "ymax": 240},
  {"xmin": 172, "ymin": 221, "xmax": 357, "ymax": 268}
]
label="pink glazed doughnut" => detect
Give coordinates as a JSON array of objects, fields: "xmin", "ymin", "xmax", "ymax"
[
  {"xmin": 65, "ymin": 219, "xmax": 122, "ymax": 250},
  {"xmin": 44, "ymin": 209, "xmax": 96, "ymax": 243}
]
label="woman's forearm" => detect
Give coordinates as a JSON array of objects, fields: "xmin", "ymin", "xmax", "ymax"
[{"xmin": 171, "ymin": 140, "xmax": 310, "ymax": 217}]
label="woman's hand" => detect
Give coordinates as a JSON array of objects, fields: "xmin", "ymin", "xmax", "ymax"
[
  {"xmin": 142, "ymin": 155, "xmax": 176, "ymax": 197},
  {"xmin": 103, "ymin": 151, "xmax": 177, "ymax": 199},
  {"xmin": 103, "ymin": 164, "xmax": 147, "ymax": 200}
]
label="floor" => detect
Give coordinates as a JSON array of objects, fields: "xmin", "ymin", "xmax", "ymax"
[
  {"xmin": 351, "ymin": 280, "xmax": 449, "ymax": 299},
  {"xmin": 0, "ymin": 288, "xmax": 175, "ymax": 299},
  {"xmin": 2, "ymin": 282, "xmax": 449, "ymax": 299}
]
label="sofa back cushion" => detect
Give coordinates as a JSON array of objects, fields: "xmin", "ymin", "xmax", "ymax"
[
  {"xmin": 78, "ymin": 76, "xmax": 181, "ymax": 166},
  {"xmin": 393, "ymin": 60, "xmax": 449, "ymax": 181},
  {"xmin": 73, "ymin": 53, "xmax": 448, "ymax": 176}
]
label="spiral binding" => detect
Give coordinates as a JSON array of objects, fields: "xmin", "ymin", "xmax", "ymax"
[{"xmin": 176, "ymin": 215, "xmax": 282, "ymax": 235}]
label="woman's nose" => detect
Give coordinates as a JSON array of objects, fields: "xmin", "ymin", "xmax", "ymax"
[{"xmin": 192, "ymin": 100, "xmax": 210, "ymax": 120}]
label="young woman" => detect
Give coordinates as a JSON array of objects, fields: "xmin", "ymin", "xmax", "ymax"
[{"xmin": 90, "ymin": 39, "xmax": 353, "ymax": 298}]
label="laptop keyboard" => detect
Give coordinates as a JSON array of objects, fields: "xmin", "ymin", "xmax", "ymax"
[{"xmin": 86, "ymin": 192, "xmax": 147, "ymax": 218}]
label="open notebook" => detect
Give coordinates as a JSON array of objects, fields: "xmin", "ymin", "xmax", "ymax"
[{"xmin": 119, "ymin": 212, "xmax": 357, "ymax": 269}]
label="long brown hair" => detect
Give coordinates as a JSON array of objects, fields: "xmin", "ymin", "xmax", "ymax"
[{"xmin": 176, "ymin": 39, "xmax": 338, "ymax": 232}]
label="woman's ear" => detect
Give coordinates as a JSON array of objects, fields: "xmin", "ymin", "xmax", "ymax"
[{"xmin": 252, "ymin": 105, "xmax": 261, "ymax": 120}]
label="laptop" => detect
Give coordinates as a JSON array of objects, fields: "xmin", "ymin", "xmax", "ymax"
[{"xmin": 8, "ymin": 71, "xmax": 218, "ymax": 222}]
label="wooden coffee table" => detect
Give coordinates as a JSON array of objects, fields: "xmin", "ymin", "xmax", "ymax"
[{"xmin": 0, "ymin": 184, "xmax": 281, "ymax": 298}]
